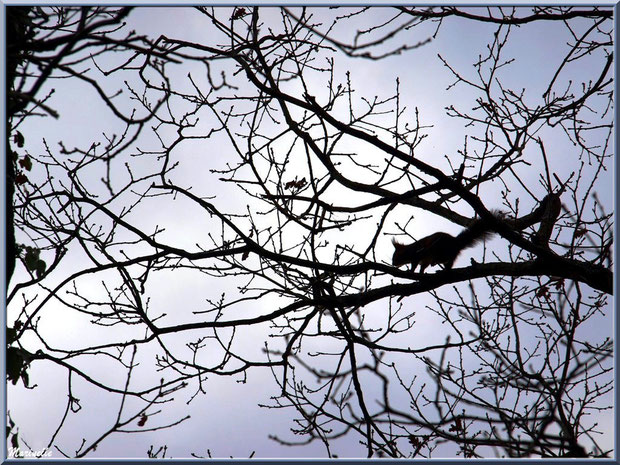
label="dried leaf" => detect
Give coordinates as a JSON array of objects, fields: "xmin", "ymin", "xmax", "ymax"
[
  {"xmin": 19, "ymin": 155, "xmax": 32, "ymax": 171},
  {"xmin": 13, "ymin": 131, "xmax": 24, "ymax": 148},
  {"xmin": 15, "ymin": 173, "xmax": 28, "ymax": 185}
]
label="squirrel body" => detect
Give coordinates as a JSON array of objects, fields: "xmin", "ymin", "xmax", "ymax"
[{"xmin": 392, "ymin": 213, "xmax": 498, "ymax": 273}]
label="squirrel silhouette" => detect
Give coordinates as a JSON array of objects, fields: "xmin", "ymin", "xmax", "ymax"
[{"xmin": 392, "ymin": 212, "xmax": 500, "ymax": 273}]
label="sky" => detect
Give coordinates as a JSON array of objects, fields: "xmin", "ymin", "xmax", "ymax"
[{"xmin": 4, "ymin": 5, "xmax": 615, "ymax": 459}]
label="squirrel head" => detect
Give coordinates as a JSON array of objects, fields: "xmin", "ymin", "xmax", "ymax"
[
  {"xmin": 391, "ymin": 238, "xmax": 411, "ymax": 267},
  {"xmin": 392, "ymin": 238, "xmax": 406, "ymax": 249}
]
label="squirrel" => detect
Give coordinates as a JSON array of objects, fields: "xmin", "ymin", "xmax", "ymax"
[
  {"xmin": 392, "ymin": 212, "xmax": 501, "ymax": 273},
  {"xmin": 392, "ymin": 193, "xmax": 563, "ymax": 273}
]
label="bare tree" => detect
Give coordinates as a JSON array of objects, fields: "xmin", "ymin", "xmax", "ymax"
[
  {"xmin": 6, "ymin": 6, "xmax": 183, "ymax": 456},
  {"xmin": 7, "ymin": 6, "xmax": 613, "ymax": 458}
]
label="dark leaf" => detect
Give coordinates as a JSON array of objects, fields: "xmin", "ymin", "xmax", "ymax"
[
  {"xmin": 408, "ymin": 435, "xmax": 421, "ymax": 447},
  {"xmin": 231, "ymin": 7, "xmax": 247, "ymax": 20},
  {"xmin": 15, "ymin": 173, "xmax": 28, "ymax": 185},
  {"xmin": 13, "ymin": 131, "xmax": 25, "ymax": 148},
  {"xmin": 24, "ymin": 247, "xmax": 40, "ymax": 271},
  {"xmin": 7, "ymin": 327, "xmax": 17, "ymax": 345},
  {"xmin": 21, "ymin": 370, "xmax": 29, "ymax": 388},
  {"xmin": 536, "ymin": 286, "xmax": 549, "ymax": 298},
  {"xmin": 36, "ymin": 259, "xmax": 47, "ymax": 278},
  {"xmin": 6, "ymin": 347, "xmax": 25, "ymax": 385},
  {"xmin": 18, "ymin": 155, "xmax": 32, "ymax": 171}
]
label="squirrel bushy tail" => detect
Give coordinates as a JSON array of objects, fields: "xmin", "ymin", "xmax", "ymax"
[{"xmin": 452, "ymin": 210, "xmax": 502, "ymax": 253}]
